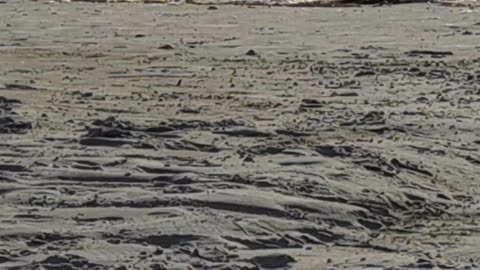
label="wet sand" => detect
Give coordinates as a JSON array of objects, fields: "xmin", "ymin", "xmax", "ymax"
[{"xmin": 1, "ymin": 2, "xmax": 480, "ymax": 269}]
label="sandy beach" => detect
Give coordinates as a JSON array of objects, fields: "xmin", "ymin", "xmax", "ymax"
[{"xmin": 1, "ymin": 1, "xmax": 480, "ymax": 269}]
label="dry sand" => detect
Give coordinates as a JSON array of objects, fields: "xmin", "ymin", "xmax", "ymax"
[{"xmin": 1, "ymin": 1, "xmax": 480, "ymax": 269}]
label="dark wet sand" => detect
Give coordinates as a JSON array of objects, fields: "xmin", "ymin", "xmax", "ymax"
[{"xmin": 1, "ymin": 2, "xmax": 480, "ymax": 269}]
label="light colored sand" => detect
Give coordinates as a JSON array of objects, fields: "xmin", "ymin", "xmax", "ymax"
[{"xmin": 1, "ymin": 2, "xmax": 480, "ymax": 269}]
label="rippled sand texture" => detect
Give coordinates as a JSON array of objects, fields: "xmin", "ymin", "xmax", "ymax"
[
  {"xmin": 1, "ymin": 2, "xmax": 480, "ymax": 269},
  {"xmin": 31, "ymin": 0, "xmax": 480, "ymax": 8}
]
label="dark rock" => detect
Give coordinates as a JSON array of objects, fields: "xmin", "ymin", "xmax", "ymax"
[
  {"xmin": 246, "ymin": 49, "xmax": 258, "ymax": 56},
  {"xmin": 158, "ymin": 44, "xmax": 174, "ymax": 50},
  {"xmin": 250, "ymin": 254, "xmax": 296, "ymax": 268}
]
